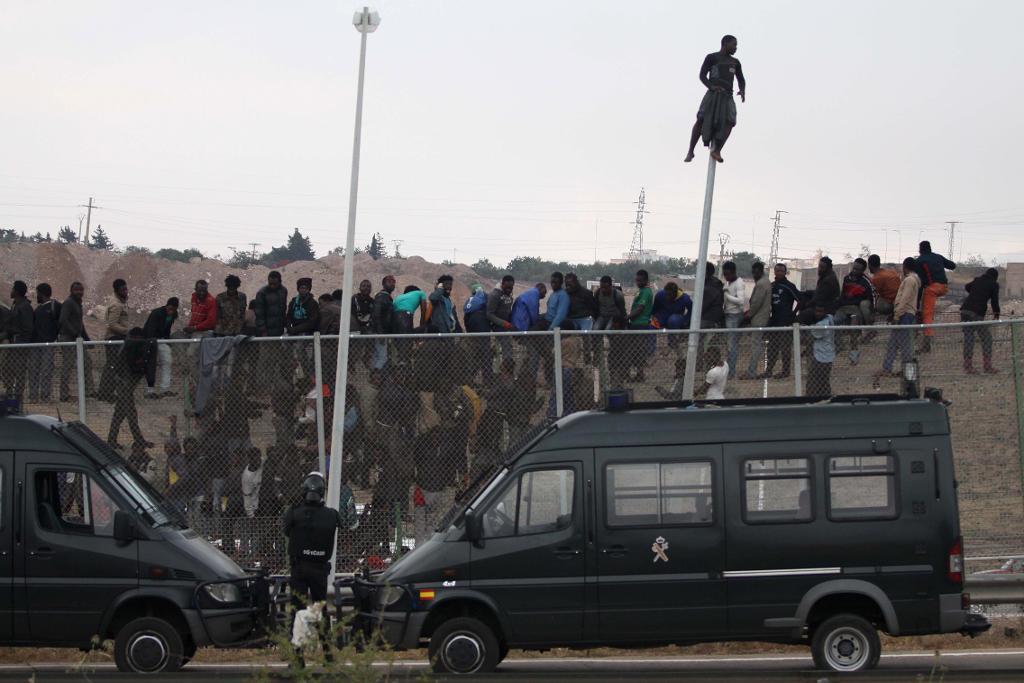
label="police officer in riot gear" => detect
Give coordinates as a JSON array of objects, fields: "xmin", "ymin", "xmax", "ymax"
[{"xmin": 283, "ymin": 472, "xmax": 348, "ymax": 609}]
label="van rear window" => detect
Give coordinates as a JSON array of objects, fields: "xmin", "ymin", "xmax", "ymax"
[
  {"xmin": 743, "ymin": 458, "xmax": 812, "ymax": 524},
  {"xmin": 828, "ymin": 456, "xmax": 898, "ymax": 520},
  {"xmin": 605, "ymin": 461, "xmax": 713, "ymax": 527}
]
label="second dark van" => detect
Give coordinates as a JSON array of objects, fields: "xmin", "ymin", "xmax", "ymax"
[{"xmin": 349, "ymin": 393, "xmax": 989, "ymax": 674}]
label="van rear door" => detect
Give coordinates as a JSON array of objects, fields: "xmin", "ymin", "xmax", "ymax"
[
  {"xmin": 0, "ymin": 451, "xmax": 11, "ymax": 642},
  {"xmin": 594, "ymin": 445, "xmax": 727, "ymax": 642},
  {"xmin": 20, "ymin": 454, "xmax": 138, "ymax": 644}
]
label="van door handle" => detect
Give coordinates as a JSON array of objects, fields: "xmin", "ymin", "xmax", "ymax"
[
  {"xmin": 553, "ymin": 547, "xmax": 581, "ymax": 559},
  {"xmin": 29, "ymin": 547, "xmax": 54, "ymax": 558},
  {"xmin": 601, "ymin": 545, "xmax": 630, "ymax": 555}
]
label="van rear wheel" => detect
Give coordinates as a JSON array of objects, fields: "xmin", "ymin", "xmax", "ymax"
[
  {"xmin": 428, "ymin": 617, "xmax": 500, "ymax": 675},
  {"xmin": 113, "ymin": 617, "xmax": 186, "ymax": 674},
  {"xmin": 811, "ymin": 614, "xmax": 880, "ymax": 673}
]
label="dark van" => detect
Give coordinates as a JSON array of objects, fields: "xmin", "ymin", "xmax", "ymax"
[
  {"xmin": 349, "ymin": 393, "xmax": 989, "ymax": 674},
  {"xmin": 0, "ymin": 413, "xmax": 271, "ymax": 673}
]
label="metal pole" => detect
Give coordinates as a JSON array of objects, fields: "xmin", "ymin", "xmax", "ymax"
[
  {"xmin": 553, "ymin": 329, "xmax": 564, "ymax": 417},
  {"xmin": 792, "ymin": 323, "xmax": 803, "ymax": 397},
  {"xmin": 682, "ymin": 152, "xmax": 717, "ymax": 399},
  {"xmin": 327, "ymin": 8, "xmax": 371, "ymax": 580},
  {"xmin": 75, "ymin": 338, "xmax": 86, "ymax": 422},
  {"xmin": 313, "ymin": 332, "xmax": 326, "ymax": 474}
]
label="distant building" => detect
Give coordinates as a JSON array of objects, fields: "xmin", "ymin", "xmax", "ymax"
[
  {"xmin": 1006, "ymin": 263, "xmax": 1024, "ymax": 300},
  {"xmin": 610, "ymin": 249, "xmax": 672, "ymax": 264}
]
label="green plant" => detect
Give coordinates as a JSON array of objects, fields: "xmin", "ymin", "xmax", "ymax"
[{"xmin": 251, "ymin": 603, "xmax": 398, "ymax": 683}]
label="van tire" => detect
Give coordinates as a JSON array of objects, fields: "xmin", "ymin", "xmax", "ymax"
[
  {"xmin": 428, "ymin": 617, "xmax": 500, "ymax": 675},
  {"xmin": 811, "ymin": 614, "xmax": 880, "ymax": 672},
  {"xmin": 113, "ymin": 617, "xmax": 186, "ymax": 674}
]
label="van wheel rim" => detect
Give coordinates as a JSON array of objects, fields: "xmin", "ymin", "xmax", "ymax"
[
  {"xmin": 824, "ymin": 627, "xmax": 869, "ymax": 671},
  {"xmin": 442, "ymin": 633, "xmax": 484, "ymax": 673},
  {"xmin": 128, "ymin": 633, "xmax": 169, "ymax": 673}
]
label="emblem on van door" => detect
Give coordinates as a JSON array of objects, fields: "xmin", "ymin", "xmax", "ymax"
[{"xmin": 652, "ymin": 536, "xmax": 669, "ymax": 563}]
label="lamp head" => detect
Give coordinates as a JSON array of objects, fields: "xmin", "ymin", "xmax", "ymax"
[{"xmin": 353, "ymin": 8, "xmax": 381, "ymax": 33}]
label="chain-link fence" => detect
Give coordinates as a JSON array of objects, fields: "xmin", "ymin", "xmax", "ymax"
[{"xmin": 2, "ymin": 318, "xmax": 1022, "ymax": 572}]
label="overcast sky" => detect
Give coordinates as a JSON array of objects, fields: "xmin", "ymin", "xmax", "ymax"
[{"xmin": 2, "ymin": 0, "xmax": 1023, "ymax": 267}]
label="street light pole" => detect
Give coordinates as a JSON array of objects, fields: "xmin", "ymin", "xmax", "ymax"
[
  {"xmin": 681, "ymin": 152, "xmax": 718, "ymax": 399},
  {"xmin": 327, "ymin": 6, "xmax": 380, "ymax": 582}
]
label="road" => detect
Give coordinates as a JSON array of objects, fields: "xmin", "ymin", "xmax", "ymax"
[{"xmin": 4, "ymin": 650, "xmax": 1024, "ymax": 681}]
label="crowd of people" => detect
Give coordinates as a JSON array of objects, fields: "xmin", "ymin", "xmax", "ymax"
[{"xmin": 0, "ymin": 240, "xmax": 1006, "ymax": 565}]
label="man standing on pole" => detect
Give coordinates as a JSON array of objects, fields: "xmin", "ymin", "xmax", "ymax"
[{"xmin": 685, "ymin": 35, "xmax": 746, "ymax": 163}]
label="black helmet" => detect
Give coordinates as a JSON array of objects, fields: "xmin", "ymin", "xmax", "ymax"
[{"xmin": 301, "ymin": 472, "xmax": 326, "ymax": 505}]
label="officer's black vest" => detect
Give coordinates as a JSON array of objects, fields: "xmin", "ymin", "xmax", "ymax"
[{"xmin": 286, "ymin": 504, "xmax": 339, "ymax": 565}]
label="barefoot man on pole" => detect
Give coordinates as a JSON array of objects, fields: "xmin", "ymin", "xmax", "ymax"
[{"xmin": 685, "ymin": 34, "xmax": 746, "ymax": 163}]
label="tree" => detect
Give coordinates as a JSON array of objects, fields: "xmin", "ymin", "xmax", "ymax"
[
  {"xmin": 728, "ymin": 251, "xmax": 763, "ymax": 275},
  {"xmin": 155, "ymin": 247, "xmax": 204, "ymax": 263},
  {"xmin": 961, "ymin": 253, "xmax": 987, "ymax": 267},
  {"xmin": 471, "ymin": 258, "xmax": 502, "ymax": 279},
  {"xmin": 124, "ymin": 245, "xmax": 152, "ymax": 256},
  {"xmin": 89, "ymin": 226, "xmax": 113, "ymax": 250},
  {"xmin": 57, "ymin": 226, "xmax": 78, "ymax": 244},
  {"xmin": 366, "ymin": 233, "xmax": 386, "ymax": 261},
  {"xmin": 285, "ymin": 228, "xmax": 316, "ymax": 261}
]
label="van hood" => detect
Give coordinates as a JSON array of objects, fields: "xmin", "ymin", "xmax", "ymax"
[
  {"xmin": 382, "ymin": 534, "xmax": 469, "ymax": 586},
  {"xmin": 157, "ymin": 527, "xmax": 249, "ymax": 581}
]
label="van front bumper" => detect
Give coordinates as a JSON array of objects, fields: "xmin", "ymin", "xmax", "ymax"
[
  {"xmin": 354, "ymin": 610, "xmax": 428, "ymax": 650},
  {"xmin": 185, "ymin": 607, "xmax": 260, "ymax": 647}
]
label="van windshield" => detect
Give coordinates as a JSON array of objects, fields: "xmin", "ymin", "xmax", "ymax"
[{"xmin": 105, "ymin": 465, "xmax": 185, "ymax": 529}]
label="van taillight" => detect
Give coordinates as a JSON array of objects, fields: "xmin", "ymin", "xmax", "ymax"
[{"xmin": 948, "ymin": 537, "xmax": 963, "ymax": 583}]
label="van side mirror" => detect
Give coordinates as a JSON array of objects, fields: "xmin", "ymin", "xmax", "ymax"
[
  {"xmin": 464, "ymin": 509, "xmax": 483, "ymax": 546},
  {"xmin": 113, "ymin": 510, "xmax": 137, "ymax": 544}
]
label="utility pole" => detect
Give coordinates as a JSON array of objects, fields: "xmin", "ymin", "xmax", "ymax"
[
  {"xmin": 717, "ymin": 233, "xmax": 731, "ymax": 268},
  {"xmin": 391, "ymin": 239, "xmax": 404, "ymax": 258},
  {"xmin": 946, "ymin": 221, "xmax": 960, "ymax": 258},
  {"xmin": 768, "ymin": 210, "xmax": 787, "ymax": 268},
  {"xmin": 77, "ymin": 213, "xmax": 86, "ymax": 241},
  {"xmin": 628, "ymin": 188, "xmax": 649, "ymax": 261},
  {"xmin": 79, "ymin": 197, "xmax": 100, "ymax": 244}
]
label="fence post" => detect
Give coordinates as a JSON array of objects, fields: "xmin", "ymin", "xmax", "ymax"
[
  {"xmin": 553, "ymin": 329, "xmax": 564, "ymax": 418},
  {"xmin": 1012, "ymin": 322, "xmax": 1024, "ymax": 514},
  {"xmin": 313, "ymin": 332, "xmax": 327, "ymax": 474},
  {"xmin": 792, "ymin": 323, "xmax": 803, "ymax": 397},
  {"xmin": 75, "ymin": 338, "xmax": 87, "ymax": 422}
]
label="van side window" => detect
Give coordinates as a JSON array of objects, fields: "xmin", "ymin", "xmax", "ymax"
[
  {"xmin": 606, "ymin": 462, "xmax": 713, "ymax": 527},
  {"xmin": 743, "ymin": 458, "xmax": 812, "ymax": 523},
  {"xmin": 828, "ymin": 456, "xmax": 898, "ymax": 520},
  {"xmin": 34, "ymin": 470, "xmax": 121, "ymax": 537},
  {"xmin": 482, "ymin": 468, "xmax": 575, "ymax": 539}
]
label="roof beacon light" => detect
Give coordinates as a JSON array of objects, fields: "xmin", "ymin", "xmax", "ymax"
[
  {"xmin": 605, "ymin": 390, "xmax": 632, "ymax": 412},
  {"xmin": 902, "ymin": 359, "xmax": 920, "ymax": 399}
]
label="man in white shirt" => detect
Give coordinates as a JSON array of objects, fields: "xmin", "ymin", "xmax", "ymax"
[
  {"xmin": 697, "ymin": 346, "xmax": 729, "ymax": 400},
  {"xmin": 722, "ymin": 261, "xmax": 746, "ymax": 380}
]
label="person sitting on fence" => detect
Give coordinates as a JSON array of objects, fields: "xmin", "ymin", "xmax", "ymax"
[
  {"xmin": 868, "ymin": 255, "xmax": 900, "ymax": 323},
  {"xmin": 429, "ymin": 274, "xmax": 462, "ymax": 334},
  {"xmin": 652, "ymin": 281, "xmax": 692, "ymax": 345},
  {"xmin": 393, "ymin": 285, "xmax": 429, "ymax": 333},
  {"xmin": 798, "ymin": 257, "xmax": 840, "ymax": 325},
  {"xmin": 833, "ymin": 257, "xmax": 875, "ymax": 366},
  {"xmin": 594, "ymin": 276, "xmax": 627, "ymax": 331},
  {"xmin": 286, "ymin": 278, "xmax": 320, "ymax": 336},
  {"xmin": 215, "ymin": 274, "xmax": 247, "ymax": 337},
  {"xmin": 960, "ymin": 268, "xmax": 1001, "ymax": 375},
  {"xmin": 317, "ymin": 293, "xmax": 340, "ymax": 335}
]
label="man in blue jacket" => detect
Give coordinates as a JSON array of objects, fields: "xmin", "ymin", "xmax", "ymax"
[{"xmin": 511, "ymin": 283, "xmax": 547, "ymax": 332}]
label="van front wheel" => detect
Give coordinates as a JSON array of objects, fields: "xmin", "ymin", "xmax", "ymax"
[
  {"xmin": 113, "ymin": 617, "xmax": 186, "ymax": 674},
  {"xmin": 428, "ymin": 617, "xmax": 500, "ymax": 675},
  {"xmin": 811, "ymin": 614, "xmax": 881, "ymax": 673}
]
